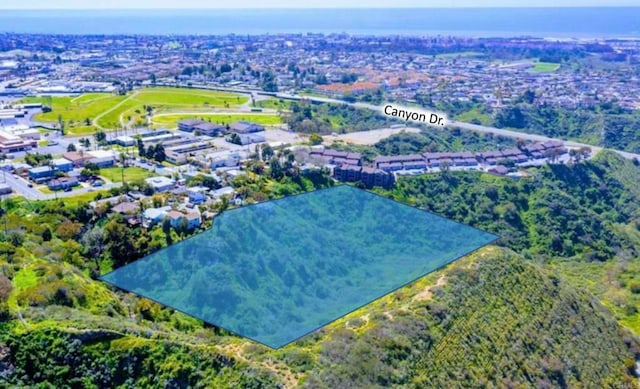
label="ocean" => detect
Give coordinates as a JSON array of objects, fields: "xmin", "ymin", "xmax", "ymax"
[{"xmin": 0, "ymin": 8, "xmax": 639, "ymax": 38}]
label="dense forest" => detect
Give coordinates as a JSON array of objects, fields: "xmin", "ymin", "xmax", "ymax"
[{"xmin": 0, "ymin": 147, "xmax": 640, "ymax": 386}]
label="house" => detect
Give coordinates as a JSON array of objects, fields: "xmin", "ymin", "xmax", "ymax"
[
  {"xmin": 187, "ymin": 186, "xmax": 208, "ymax": 205},
  {"xmin": 166, "ymin": 210, "xmax": 202, "ymax": 230},
  {"xmin": 145, "ymin": 176, "xmax": 175, "ymax": 193},
  {"xmin": 210, "ymin": 186, "xmax": 235, "ymax": 200},
  {"xmin": 229, "ymin": 121, "xmax": 265, "ymax": 134},
  {"xmin": 143, "ymin": 206, "xmax": 171, "ymax": 227},
  {"xmin": 112, "ymin": 201, "xmax": 140, "ymax": 215},
  {"xmin": 48, "ymin": 177, "xmax": 79, "ymax": 190}
]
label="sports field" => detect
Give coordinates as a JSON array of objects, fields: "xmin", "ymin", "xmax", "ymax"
[
  {"xmin": 22, "ymin": 87, "xmax": 250, "ymax": 135},
  {"xmin": 531, "ymin": 62, "xmax": 561, "ymax": 72}
]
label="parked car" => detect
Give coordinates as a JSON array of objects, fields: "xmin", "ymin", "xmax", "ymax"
[{"xmin": 92, "ymin": 180, "xmax": 103, "ymax": 187}]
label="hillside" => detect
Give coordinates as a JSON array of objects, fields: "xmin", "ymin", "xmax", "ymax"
[
  {"xmin": 380, "ymin": 151, "xmax": 640, "ymax": 336},
  {"xmin": 0, "ymin": 151, "xmax": 639, "ymax": 386},
  {"xmin": 1, "ymin": 248, "xmax": 637, "ymax": 387}
]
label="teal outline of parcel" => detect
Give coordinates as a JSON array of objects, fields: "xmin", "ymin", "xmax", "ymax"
[{"xmin": 382, "ymin": 103, "xmax": 448, "ymax": 127}]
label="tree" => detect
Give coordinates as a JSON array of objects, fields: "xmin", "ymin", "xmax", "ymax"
[
  {"xmin": 94, "ymin": 130, "xmax": 107, "ymax": 146},
  {"xmin": 66, "ymin": 143, "xmax": 77, "ymax": 152},
  {"xmin": 136, "ymin": 137, "xmax": 145, "ymax": 157},
  {"xmin": 145, "ymin": 144, "xmax": 156, "ymax": 160},
  {"xmin": 228, "ymin": 133, "xmax": 242, "ymax": 145},
  {"xmin": 269, "ymin": 157, "xmax": 284, "ymax": 179},
  {"xmin": 57, "ymin": 114, "xmax": 65, "ymax": 135},
  {"xmin": 261, "ymin": 145, "xmax": 274, "ymax": 161},
  {"xmin": 309, "ymin": 133, "xmax": 323, "ymax": 145},
  {"xmin": 84, "ymin": 162, "xmax": 100, "ymax": 175},
  {"xmin": 104, "ymin": 216, "xmax": 137, "ymax": 267},
  {"xmin": 153, "ymin": 144, "xmax": 166, "ymax": 163}
]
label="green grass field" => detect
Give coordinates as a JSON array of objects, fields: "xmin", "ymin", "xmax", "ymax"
[
  {"xmin": 99, "ymin": 167, "xmax": 154, "ymax": 183},
  {"xmin": 531, "ymin": 62, "xmax": 561, "ymax": 72},
  {"xmin": 454, "ymin": 108, "xmax": 493, "ymax": 126},
  {"xmin": 255, "ymin": 98, "xmax": 291, "ymax": 110},
  {"xmin": 21, "ymin": 94, "xmax": 126, "ymax": 135},
  {"xmin": 151, "ymin": 113, "xmax": 283, "ymax": 128},
  {"xmin": 21, "ymin": 87, "xmax": 250, "ymax": 135}
]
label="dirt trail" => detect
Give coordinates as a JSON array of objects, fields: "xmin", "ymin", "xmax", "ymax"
[{"xmin": 413, "ymin": 276, "xmax": 447, "ymax": 302}]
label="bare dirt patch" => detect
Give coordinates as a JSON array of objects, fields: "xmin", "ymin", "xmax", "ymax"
[{"xmin": 413, "ymin": 276, "xmax": 447, "ymax": 302}]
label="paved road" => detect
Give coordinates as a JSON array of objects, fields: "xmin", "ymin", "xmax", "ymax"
[
  {"xmin": 2, "ymin": 172, "xmax": 122, "ymax": 201},
  {"xmin": 177, "ymin": 84, "xmax": 640, "ymax": 161}
]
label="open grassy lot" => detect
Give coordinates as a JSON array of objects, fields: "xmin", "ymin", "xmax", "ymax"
[
  {"xmin": 255, "ymin": 98, "xmax": 291, "ymax": 110},
  {"xmin": 454, "ymin": 108, "xmax": 493, "ymax": 126},
  {"xmin": 531, "ymin": 61, "xmax": 561, "ymax": 72},
  {"xmin": 60, "ymin": 190, "xmax": 110, "ymax": 206},
  {"xmin": 99, "ymin": 166, "xmax": 154, "ymax": 183},
  {"xmin": 20, "ymin": 94, "xmax": 126, "ymax": 135},
  {"xmin": 151, "ymin": 113, "xmax": 283, "ymax": 128},
  {"xmin": 21, "ymin": 87, "xmax": 250, "ymax": 135},
  {"xmin": 134, "ymin": 87, "xmax": 248, "ymax": 107}
]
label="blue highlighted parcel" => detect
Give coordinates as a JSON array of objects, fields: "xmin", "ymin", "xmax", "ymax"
[{"xmin": 101, "ymin": 185, "xmax": 498, "ymax": 348}]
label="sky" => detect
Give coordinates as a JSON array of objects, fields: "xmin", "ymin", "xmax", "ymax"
[{"xmin": 3, "ymin": 0, "xmax": 640, "ymax": 9}]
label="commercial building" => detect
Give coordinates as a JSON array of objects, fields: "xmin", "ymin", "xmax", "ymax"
[
  {"xmin": 28, "ymin": 166, "xmax": 56, "ymax": 182},
  {"xmin": 229, "ymin": 121, "xmax": 265, "ymax": 134},
  {"xmin": 51, "ymin": 158, "xmax": 73, "ymax": 172},
  {"xmin": 48, "ymin": 177, "xmax": 79, "ymax": 190},
  {"xmin": 0, "ymin": 131, "xmax": 37, "ymax": 153}
]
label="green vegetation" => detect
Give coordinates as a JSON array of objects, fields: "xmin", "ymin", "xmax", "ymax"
[
  {"xmin": 303, "ymin": 249, "xmax": 638, "ymax": 388},
  {"xmin": 20, "ymin": 94, "xmax": 126, "ymax": 135},
  {"xmin": 329, "ymin": 129, "xmax": 516, "ymax": 163},
  {"xmin": 453, "ymin": 107, "xmax": 493, "ymax": 125},
  {"xmin": 21, "ymin": 87, "xmax": 250, "ymax": 134},
  {"xmin": 99, "ymin": 167, "xmax": 154, "ymax": 183},
  {"xmin": 378, "ymin": 151, "xmax": 640, "ymax": 334},
  {"xmin": 255, "ymin": 98, "xmax": 291, "ymax": 110},
  {"xmin": 531, "ymin": 61, "xmax": 561, "ymax": 72},
  {"xmin": 493, "ymin": 100, "xmax": 640, "ymax": 153},
  {"xmin": 285, "ymin": 101, "xmax": 395, "ymax": 133},
  {"xmin": 0, "ymin": 142, "xmax": 639, "ymax": 385}
]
